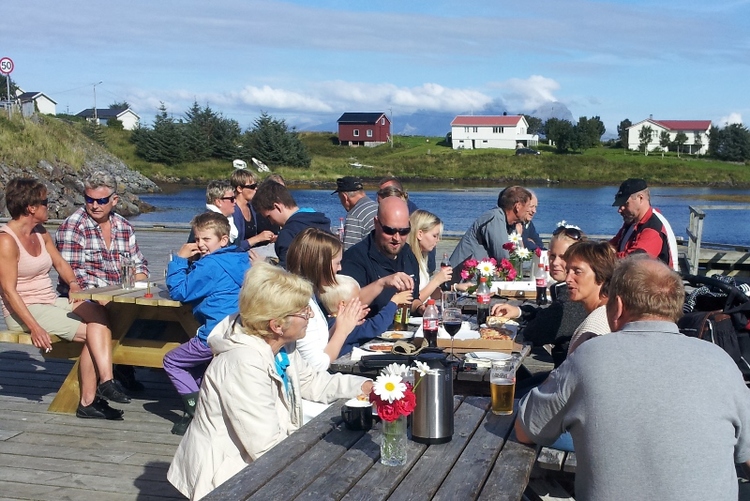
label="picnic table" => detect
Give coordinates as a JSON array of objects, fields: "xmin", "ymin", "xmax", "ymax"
[
  {"xmin": 203, "ymin": 396, "xmax": 537, "ymax": 501},
  {"xmin": 48, "ymin": 281, "xmax": 198, "ymax": 414}
]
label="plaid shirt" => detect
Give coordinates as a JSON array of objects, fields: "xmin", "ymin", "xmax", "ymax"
[{"xmin": 55, "ymin": 208, "xmax": 149, "ymax": 290}]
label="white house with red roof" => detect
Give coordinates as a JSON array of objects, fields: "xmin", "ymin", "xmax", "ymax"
[
  {"xmin": 450, "ymin": 115, "xmax": 538, "ymax": 150},
  {"xmin": 627, "ymin": 118, "xmax": 711, "ymax": 155}
]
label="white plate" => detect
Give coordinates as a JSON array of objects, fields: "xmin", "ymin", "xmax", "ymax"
[
  {"xmin": 360, "ymin": 341, "xmax": 396, "ymax": 353},
  {"xmin": 379, "ymin": 330, "xmax": 415, "ymax": 341},
  {"xmin": 465, "ymin": 351, "xmax": 512, "ymax": 362}
]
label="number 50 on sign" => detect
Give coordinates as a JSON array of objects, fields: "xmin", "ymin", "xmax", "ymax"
[{"xmin": 0, "ymin": 57, "xmax": 14, "ymax": 75}]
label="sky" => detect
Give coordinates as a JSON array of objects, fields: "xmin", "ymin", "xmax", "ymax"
[{"xmin": 2, "ymin": 0, "xmax": 748, "ymax": 135}]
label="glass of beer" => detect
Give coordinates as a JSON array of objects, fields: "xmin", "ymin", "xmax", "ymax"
[{"xmin": 490, "ymin": 360, "xmax": 516, "ymax": 415}]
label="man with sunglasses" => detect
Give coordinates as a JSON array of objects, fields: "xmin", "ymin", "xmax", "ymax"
[
  {"xmin": 341, "ymin": 197, "xmax": 420, "ymax": 318},
  {"xmin": 55, "ymin": 171, "xmax": 149, "ymax": 293}
]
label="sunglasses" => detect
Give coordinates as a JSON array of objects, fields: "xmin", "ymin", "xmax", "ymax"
[
  {"xmin": 84, "ymin": 193, "xmax": 115, "ymax": 205},
  {"xmin": 380, "ymin": 223, "xmax": 411, "ymax": 236},
  {"xmin": 241, "ymin": 184, "xmax": 258, "ymax": 190},
  {"xmin": 552, "ymin": 226, "xmax": 583, "ymax": 241},
  {"xmin": 39, "ymin": 198, "xmax": 49, "ymax": 206},
  {"xmin": 220, "ymin": 196, "xmax": 237, "ymax": 202}
]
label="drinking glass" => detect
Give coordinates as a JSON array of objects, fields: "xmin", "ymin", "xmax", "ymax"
[
  {"xmin": 490, "ymin": 360, "xmax": 516, "ymax": 415},
  {"xmin": 442, "ymin": 307, "xmax": 462, "ymax": 361},
  {"xmin": 442, "ymin": 291, "xmax": 458, "ymax": 311}
]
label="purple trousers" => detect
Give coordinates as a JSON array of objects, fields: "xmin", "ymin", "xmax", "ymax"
[{"xmin": 163, "ymin": 337, "xmax": 213, "ymax": 395}]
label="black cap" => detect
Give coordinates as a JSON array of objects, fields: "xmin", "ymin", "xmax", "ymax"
[
  {"xmin": 612, "ymin": 178, "xmax": 648, "ymax": 206},
  {"xmin": 332, "ymin": 176, "xmax": 364, "ymax": 194}
]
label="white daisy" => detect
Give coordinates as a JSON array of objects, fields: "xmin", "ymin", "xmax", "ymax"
[
  {"xmin": 413, "ymin": 360, "xmax": 431, "ymax": 377},
  {"xmin": 373, "ymin": 374, "xmax": 407, "ymax": 403},
  {"xmin": 383, "ymin": 363, "xmax": 410, "ymax": 378},
  {"xmin": 516, "ymin": 247, "xmax": 532, "ymax": 260},
  {"xmin": 477, "ymin": 260, "xmax": 496, "ymax": 276},
  {"xmin": 508, "ymin": 232, "xmax": 523, "ymax": 246}
]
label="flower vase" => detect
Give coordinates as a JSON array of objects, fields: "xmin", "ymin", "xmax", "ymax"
[
  {"xmin": 380, "ymin": 415, "xmax": 408, "ymax": 466},
  {"xmin": 513, "ymin": 261, "xmax": 524, "ymax": 280}
]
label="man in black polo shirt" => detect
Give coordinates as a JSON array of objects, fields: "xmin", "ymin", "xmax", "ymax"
[{"xmin": 341, "ymin": 197, "xmax": 420, "ymax": 318}]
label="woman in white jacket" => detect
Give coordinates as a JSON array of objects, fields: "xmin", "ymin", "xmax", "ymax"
[{"xmin": 167, "ymin": 262, "xmax": 372, "ymax": 500}]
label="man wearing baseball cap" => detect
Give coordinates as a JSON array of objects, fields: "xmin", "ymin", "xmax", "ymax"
[
  {"xmin": 610, "ymin": 178, "xmax": 678, "ymax": 270},
  {"xmin": 333, "ymin": 176, "xmax": 378, "ymax": 251}
]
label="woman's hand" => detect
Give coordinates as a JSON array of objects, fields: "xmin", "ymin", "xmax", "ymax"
[
  {"xmin": 434, "ymin": 265, "xmax": 452, "ymax": 285},
  {"xmin": 491, "ymin": 303, "xmax": 521, "ymax": 319},
  {"xmin": 30, "ymin": 325, "xmax": 52, "ymax": 351},
  {"xmin": 360, "ymin": 380, "xmax": 373, "ymax": 395},
  {"xmin": 335, "ymin": 297, "xmax": 363, "ymax": 335},
  {"xmin": 248, "ymin": 230, "xmax": 276, "ymax": 246},
  {"xmin": 67, "ymin": 281, "xmax": 83, "ymax": 304}
]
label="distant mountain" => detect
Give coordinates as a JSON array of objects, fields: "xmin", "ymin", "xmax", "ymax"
[{"xmin": 303, "ymin": 100, "xmax": 575, "ymax": 137}]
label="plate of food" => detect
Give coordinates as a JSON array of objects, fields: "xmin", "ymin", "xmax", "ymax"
[
  {"xmin": 379, "ymin": 330, "xmax": 415, "ymax": 341},
  {"xmin": 360, "ymin": 341, "xmax": 396, "ymax": 353}
]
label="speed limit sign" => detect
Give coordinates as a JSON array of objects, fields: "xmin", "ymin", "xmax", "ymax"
[{"xmin": 0, "ymin": 57, "xmax": 14, "ymax": 75}]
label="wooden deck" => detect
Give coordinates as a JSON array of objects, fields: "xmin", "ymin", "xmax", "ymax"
[{"xmin": 0, "ymin": 341, "xmax": 184, "ymax": 501}]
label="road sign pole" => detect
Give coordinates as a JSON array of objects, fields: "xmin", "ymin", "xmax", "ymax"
[{"xmin": 0, "ymin": 57, "xmax": 15, "ymax": 118}]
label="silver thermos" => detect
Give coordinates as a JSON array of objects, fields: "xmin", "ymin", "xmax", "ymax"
[{"xmin": 411, "ymin": 352, "xmax": 454, "ymax": 444}]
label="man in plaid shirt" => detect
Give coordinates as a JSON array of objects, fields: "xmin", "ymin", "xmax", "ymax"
[{"xmin": 55, "ymin": 171, "xmax": 149, "ymax": 293}]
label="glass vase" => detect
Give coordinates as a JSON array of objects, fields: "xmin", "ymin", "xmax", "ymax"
[{"xmin": 380, "ymin": 415, "xmax": 407, "ymax": 466}]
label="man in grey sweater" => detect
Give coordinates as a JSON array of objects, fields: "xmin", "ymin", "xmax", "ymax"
[{"xmin": 516, "ymin": 256, "xmax": 750, "ymax": 501}]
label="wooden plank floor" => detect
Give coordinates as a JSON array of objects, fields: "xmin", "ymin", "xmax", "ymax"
[{"xmin": 0, "ymin": 341, "xmax": 186, "ymax": 501}]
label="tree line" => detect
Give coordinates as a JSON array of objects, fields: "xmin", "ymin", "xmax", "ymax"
[{"xmin": 130, "ymin": 102, "xmax": 311, "ymax": 168}]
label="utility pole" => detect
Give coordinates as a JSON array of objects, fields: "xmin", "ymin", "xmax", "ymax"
[
  {"xmin": 389, "ymin": 107, "xmax": 394, "ymax": 148},
  {"xmin": 92, "ymin": 81, "xmax": 102, "ymax": 124}
]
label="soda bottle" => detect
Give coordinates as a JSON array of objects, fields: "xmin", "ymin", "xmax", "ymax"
[
  {"xmin": 422, "ymin": 299, "xmax": 439, "ymax": 348},
  {"xmin": 476, "ymin": 277, "xmax": 491, "ymax": 326},
  {"xmin": 440, "ymin": 252, "xmax": 452, "ymax": 292},
  {"xmin": 535, "ymin": 256, "xmax": 548, "ymax": 305},
  {"xmin": 338, "ymin": 217, "xmax": 345, "ymax": 243}
]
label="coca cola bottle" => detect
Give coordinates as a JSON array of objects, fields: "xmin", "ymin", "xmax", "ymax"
[
  {"xmin": 338, "ymin": 217, "xmax": 345, "ymax": 242},
  {"xmin": 422, "ymin": 299, "xmax": 439, "ymax": 348},
  {"xmin": 440, "ymin": 252, "xmax": 452, "ymax": 292},
  {"xmin": 476, "ymin": 277, "xmax": 491, "ymax": 326},
  {"xmin": 535, "ymin": 258, "xmax": 548, "ymax": 305}
]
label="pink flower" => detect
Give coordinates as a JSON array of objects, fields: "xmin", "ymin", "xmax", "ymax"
[
  {"xmin": 507, "ymin": 267, "xmax": 517, "ymax": 281},
  {"xmin": 535, "ymin": 248, "xmax": 542, "ymax": 257},
  {"xmin": 489, "ymin": 258, "xmax": 497, "ymax": 266},
  {"xmin": 460, "ymin": 269, "xmax": 470, "ymax": 280},
  {"xmin": 500, "ymin": 258, "xmax": 513, "ymax": 270},
  {"xmin": 465, "ymin": 258, "xmax": 478, "ymax": 269}
]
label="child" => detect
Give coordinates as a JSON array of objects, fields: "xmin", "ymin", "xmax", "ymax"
[
  {"xmin": 320, "ymin": 275, "xmax": 412, "ymax": 356},
  {"xmin": 164, "ymin": 212, "xmax": 250, "ymax": 435}
]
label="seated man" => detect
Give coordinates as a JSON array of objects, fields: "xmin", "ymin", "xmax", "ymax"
[
  {"xmin": 341, "ymin": 196, "xmax": 420, "ymax": 318},
  {"xmin": 449, "ymin": 186, "xmax": 534, "ymax": 268},
  {"xmin": 252, "ymin": 180, "xmax": 331, "ymax": 268},
  {"xmin": 516, "ymin": 256, "xmax": 750, "ymax": 500}
]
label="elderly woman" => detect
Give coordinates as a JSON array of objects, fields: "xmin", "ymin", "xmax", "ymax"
[
  {"xmin": 230, "ymin": 168, "xmax": 277, "ymax": 250},
  {"xmin": 167, "ymin": 262, "xmax": 371, "ymax": 500},
  {"xmin": 407, "ymin": 210, "xmax": 452, "ymax": 310},
  {"xmin": 0, "ymin": 178, "xmax": 128, "ymax": 419},
  {"xmin": 563, "ymin": 240, "xmax": 618, "ymax": 354}
]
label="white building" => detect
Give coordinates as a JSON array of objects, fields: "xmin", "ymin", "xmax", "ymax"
[
  {"xmin": 450, "ymin": 115, "xmax": 538, "ymax": 150},
  {"xmin": 17, "ymin": 92, "xmax": 57, "ymax": 115},
  {"xmin": 627, "ymin": 118, "xmax": 711, "ymax": 155},
  {"xmin": 76, "ymin": 108, "xmax": 141, "ymax": 130}
]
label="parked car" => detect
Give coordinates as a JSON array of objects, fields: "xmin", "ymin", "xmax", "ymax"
[{"xmin": 515, "ymin": 148, "xmax": 541, "ymax": 156}]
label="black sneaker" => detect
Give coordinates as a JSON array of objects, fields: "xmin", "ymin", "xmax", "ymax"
[
  {"xmin": 76, "ymin": 398, "xmax": 124, "ymax": 420},
  {"xmin": 97, "ymin": 379, "xmax": 131, "ymax": 404},
  {"xmin": 113, "ymin": 364, "xmax": 145, "ymax": 392}
]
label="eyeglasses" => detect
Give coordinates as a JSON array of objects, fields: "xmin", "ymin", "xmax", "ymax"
[
  {"xmin": 220, "ymin": 196, "xmax": 237, "ymax": 203},
  {"xmin": 288, "ymin": 306, "xmax": 314, "ymax": 320},
  {"xmin": 380, "ymin": 224, "xmax": 411, "ymax": 236},
  {"xmin": 241, "ymin": 184, "xmax": 258, "ymax": 190},
  {"xmin": 552, "ymin": 226, "xmax": 583, "ymax": 241},
  {"xmin": 84, "ymin": 193, "xmax": 115, "ymax": 205},
  {"xmin": 39, "ymin": 199, "xmax": 49, "ymax": 206}
]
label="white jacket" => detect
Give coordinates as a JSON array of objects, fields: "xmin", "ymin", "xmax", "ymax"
[{"xmin": 167, "ymin": 314, "xmax": 368, "ymax": 500}]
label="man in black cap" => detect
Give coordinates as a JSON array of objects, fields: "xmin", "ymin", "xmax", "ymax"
[
  {"xmin": 610, "ymin": 178, "xmax": 678, "ymax": 269},
  {"xmin": 333, "ymin": 176, "xmax": 378, "ymax": 251}
]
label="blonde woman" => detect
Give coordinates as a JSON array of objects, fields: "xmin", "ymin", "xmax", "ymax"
[
  {"xmin": 230, "ymin": 169, "xmax": 277, "ymax": 250},
  {"xmin": 168, "ymin": 262, "xmax": 372, "ymax": 500},
  {"xmin": 408, "ymin": 210, "xmax": 452, "ymax": 310}
]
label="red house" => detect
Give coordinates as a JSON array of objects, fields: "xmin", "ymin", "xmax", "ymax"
[{"xmin": 337, "ymin": 112, "xmax": 390, "ymax": 147}]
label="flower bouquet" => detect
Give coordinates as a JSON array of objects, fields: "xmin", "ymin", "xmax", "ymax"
[
  {"xmin": 503, "ymin": 232, "xmax": 533, "ymax": 277},
  {"xmin": 370, "ymin": 362, "xmax": 429, "ymax": 466},
  {"xmin": 461, "ymin": 257, "xmax": 517, "ymax": 294}
]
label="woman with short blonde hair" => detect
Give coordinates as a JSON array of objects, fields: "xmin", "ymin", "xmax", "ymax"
[{"xmin": 231, "ymin": 169, "xmax": 277, "ymax": 250}]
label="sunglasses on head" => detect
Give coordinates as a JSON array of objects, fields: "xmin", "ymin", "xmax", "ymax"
[
  {"xmin": 39, "ymin": 198, "xmax": 49, "ymax": 206},
  {"xmin": 552, "ymin": 226, "xmax": 583, "ymax": 241},
  {"xmin": 241, "ymin": 183, "xmax": 258, "ymax": 190},
  {"xmin": 380, "ymin": 223, "xmax": 411, "ymax": 236},
  {"xmin": 220, "ymin": 196, "xmax": 237, "ymax": 202},
  {"xmin": 84, "ymin": 193, "xmax": 114, "ymax": 205}
]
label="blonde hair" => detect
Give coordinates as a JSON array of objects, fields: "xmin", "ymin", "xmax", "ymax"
[
  {"xmin": 319, "ymin": 275, "xmax": 360, "ymax": 314},
  {"xmin": 238, "ymin": 262, "xmax": 313, "ymax": 338},
  {"xmin": 191, "ymin": 211, "xmax": 230, "ymax": 238},
  {"xmin": 407, "ymin": 209, "xmax": 443, "ymax": 274}
]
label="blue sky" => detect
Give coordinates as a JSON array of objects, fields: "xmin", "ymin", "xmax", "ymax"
[{"xmin": 2, "ymin": 0, "xmax": 748, "ymax": 135}]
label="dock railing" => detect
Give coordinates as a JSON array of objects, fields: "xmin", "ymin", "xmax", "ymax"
[{"xmin": 687, "ymin": 205, "xmax": 750, "ymax": 275}]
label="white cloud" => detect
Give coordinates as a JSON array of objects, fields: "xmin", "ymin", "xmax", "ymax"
[
  {"xmin": 491, "ymin": 76, "xmax": 561, "ymax": 111},
  {"xmin": 717, "ymin": 112, "xmax": 744, "ymax": 126}
]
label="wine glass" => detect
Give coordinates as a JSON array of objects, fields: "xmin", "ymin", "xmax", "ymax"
[{"xmin": 442, "ymin": 307, "xmax": 462, "ymax": 361}]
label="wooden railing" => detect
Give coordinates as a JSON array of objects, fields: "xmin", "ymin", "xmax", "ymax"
[{"xmin": 686, "ymin": 205, "xmax": 750, "ymax": 275}]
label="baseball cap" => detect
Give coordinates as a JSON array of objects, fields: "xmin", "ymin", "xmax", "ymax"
[
  {"xmin": 332, "ymin": 176, "xmax": 364, "ymax": 194},
  {"xmin": 612, "ymin": 178, "xmax": 648, "ymax": 207}
]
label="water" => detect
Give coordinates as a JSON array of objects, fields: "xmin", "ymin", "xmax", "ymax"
[{"xmin": 131, "ymin": 185, "xmax": 750, "ymax": 247}]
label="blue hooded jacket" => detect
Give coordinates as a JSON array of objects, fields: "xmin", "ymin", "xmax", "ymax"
[
  {"xmin": 276, "ymin": 208, "xmax": 331, "ymax": 268},
  {"xmin": 166, "ymin": 246, "xmax": 250, "ymax": 344}
]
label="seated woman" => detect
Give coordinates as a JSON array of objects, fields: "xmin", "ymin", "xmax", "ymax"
[
  {"xmin": 407, "ymin": 210, "xmax": 452, "ymax": 314},
  {"xmin": 167, "ymin": 262, "xmax": 372, "ymax": 500},
  {"xmin": 230, "ymin": 168, "xmax": 277, "ymax": 250},
  {"xmin": 492, "ymin": 224, "xmax": 588, "ymax": 367},
  {"xmin": 0, "ymin": 178, "xmax": 128, "ymax": 420},
  {"xmin": 563, "ymin": 240, "xmax": 618, "ymax": 354}
]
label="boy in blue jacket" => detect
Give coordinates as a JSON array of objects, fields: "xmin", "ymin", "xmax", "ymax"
[
  {"xmin": 320, "ymin": 275, "xmax": 412, "ymax": 356},
  {"xmin": 164, "ymin": 212, "xmax": 250, "ymax": 435}
]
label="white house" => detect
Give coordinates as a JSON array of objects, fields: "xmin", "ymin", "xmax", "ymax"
[
  {"xmin": 76, "ymin": 108, "xmax": 141, "ymax": 130},
  {"xmin": 627, "ymin": 118, "xmax": 711, "ymax": 155},
  {"xmin": 450, "ymin": 115, "xmax": 539, "ymax": 150},
  {"xmin": 17, "ymin": 92, "xmax": 57, "ymax": 115}
]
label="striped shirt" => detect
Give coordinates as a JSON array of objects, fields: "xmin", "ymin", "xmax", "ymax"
[{"xmin": 343, "ymin": 196, "xmax": 378, "ymax": 251}]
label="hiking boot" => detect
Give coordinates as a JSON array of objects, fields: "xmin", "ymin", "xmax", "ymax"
[
  {"xmin": 171, "ymin": 392, "xmax": 199, "ymax": 436},
  {"xmin": 76, "ymin": 398, "xmax": 124, "ymax": 420},
  {"xmin": 113, "ymin": 364, "xmax": 145, "ymax": 392},
  {"xmin": 97, "ymin": 379, "xmax": 131, "ymax": 404}
]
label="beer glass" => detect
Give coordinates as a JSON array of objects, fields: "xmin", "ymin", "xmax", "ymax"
[{"xmin": 490, "ymin": 360, "xmax": 516, "ymax": 415}]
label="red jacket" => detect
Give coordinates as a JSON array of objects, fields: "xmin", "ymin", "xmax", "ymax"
[{"xmin": 610, "ymin": 207, "xmax": 673, "ymax": 268}]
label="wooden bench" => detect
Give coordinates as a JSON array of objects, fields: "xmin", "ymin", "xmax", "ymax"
[{"xmin": 0, "ymin": 330, "xmax": 83, "ymax": 360}]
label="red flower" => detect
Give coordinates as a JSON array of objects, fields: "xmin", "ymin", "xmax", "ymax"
[
  {"xmin": 488, "ymin": 257, "xmax": 497, "ymax": 266},
  {"xmin": 377, "ymin": 401, "xmax": 400, "ymax": 421},
  {"xmin": 395, "ymin": 389, "xmax": 416, "ymax": 415},
  {"xmin": 535, "ymin": 247, "xmax": 542, "ymax": 257},
  {"xmin": 507, "ymin": 267, "xmax": 517, "ymax": 281},
  {"xmin": 465, "ymin": 258, "xmax": 478, "ymax": 268},
  {"xmin": 500, "ymin": 258, "xmax": 513, "ymax": 270},
  {"xmin": 502, "ymin": 242, "xmax": 514, "ymax": 251}
]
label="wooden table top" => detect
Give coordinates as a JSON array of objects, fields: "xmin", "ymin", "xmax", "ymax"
[
  {"xmin": 203, "ymin": 396, "xmax": 536, "ymax": 501},
  {"xmin": 69, "ymin": 281, "xmax": 182, "ymax": 307}
]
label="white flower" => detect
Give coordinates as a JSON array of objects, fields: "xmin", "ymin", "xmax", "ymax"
[
  {"xmin": 556, "ymin": 220, "xmax": 581, "ymax": 230},
  {"xmin": 413, "ymin": 360, "xmax": 431, "ymax": 377},
  {"xmin": 477, "ymin": 260, "xmax": 496, "ymax": 276},
  {"xmin": 516, "ymin": 247, "xmax": 532, "ymax": 260},
  {"xmin": 373, "ymin": 374, "xmax": 407, "ymax": 403},
  {"xmin": 508, "ymin": 232, "xmax": 523, "ymax": 246},
  {"xmin": 383, "ymin": 363, "xmax": 410, "ymax": 378}
]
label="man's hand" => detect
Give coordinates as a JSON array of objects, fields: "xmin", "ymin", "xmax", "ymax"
[
  {"xmin": 491, "ymin": 304, "xmax": 521, "ymax": 319},
  {"xmin": 30, "ymin": 325, "xmax": 52, "ymax": 351},
  {"xmin": 177, "ymin": 243, "xmax": 200, "ymax": 259},
  {"xmin": 381, "ymin": 272, "xmax": 414, "ymax": 292}
]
